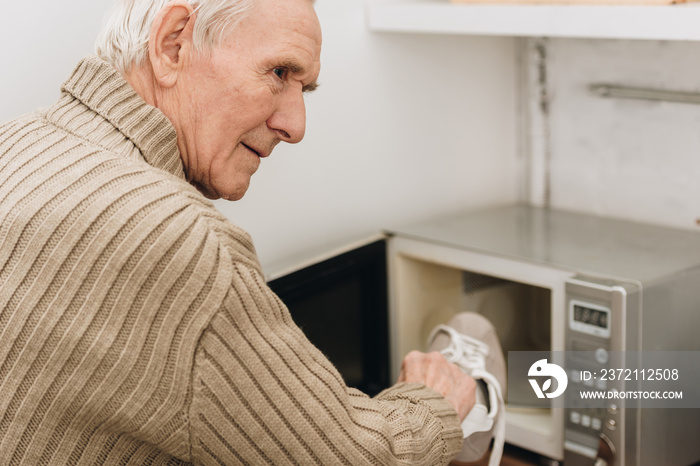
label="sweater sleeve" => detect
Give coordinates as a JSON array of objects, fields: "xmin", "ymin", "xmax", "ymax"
[{"xmin": 188, "ymin": 244, "xmax": 463, "ymax": 465}]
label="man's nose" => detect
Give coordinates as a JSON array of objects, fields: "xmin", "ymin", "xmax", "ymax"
[{"xmin": 267, "ymin": 90, "xmax": 306, "ymax": 144}]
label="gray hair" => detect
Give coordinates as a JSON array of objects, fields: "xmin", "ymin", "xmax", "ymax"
[{"xmin": 95, "ymin": 0, "xmax": 256, "ymax": 73}]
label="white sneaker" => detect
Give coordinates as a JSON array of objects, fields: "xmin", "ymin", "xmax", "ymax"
[{"xmin": 427, "ymin": 313, "xmax": 506, "ymax": 466}]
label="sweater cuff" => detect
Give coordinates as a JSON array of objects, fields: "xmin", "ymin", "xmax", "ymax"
[{"xmin": 376, "ymin": 382, "xmax": 463, "ymax": 464}]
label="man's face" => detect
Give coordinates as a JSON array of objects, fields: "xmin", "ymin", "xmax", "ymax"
[{"xmin": 174, "ymin": 0, "xmax": 322, "ymax": 200}]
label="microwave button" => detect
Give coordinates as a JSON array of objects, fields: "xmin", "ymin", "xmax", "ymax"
[
  {"xmin": 606, "ymin": 419, "xmax": 617, "ymax": 430},
  {"xmin": 570, "ymin": 370, "xmax": 581, "ymax": 383},
  {"xmin": 582, "ymin": 415, "xmax": 591, "ymax": 428},
  {"xmin": 592, "ymin": 417, "xmax": 602, "ymax": 430},
  {"xmin": 607, "ymin": 403, "xmax": 618, "ymax": 414},
  {"xmin": 570, "ymin": 411, "xmax": 581, "ymax": 424},
  {"xmin": 595, "ymin": 348, "xmax": 609, "ymax": 364}
]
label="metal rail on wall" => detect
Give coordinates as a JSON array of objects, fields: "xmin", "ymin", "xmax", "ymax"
[{"xmin": 589, "ymin": 84, "xmax": 700, "ymax": 105}]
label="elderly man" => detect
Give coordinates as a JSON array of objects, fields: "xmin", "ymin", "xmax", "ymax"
[{"xmin": 0, "ymin": 0, "xmax": 505, "ymax": 464}]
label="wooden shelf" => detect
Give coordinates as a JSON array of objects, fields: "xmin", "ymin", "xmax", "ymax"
[{"xmin": 366, "ymin": 0, "xmax": 700, "ymax": 41}]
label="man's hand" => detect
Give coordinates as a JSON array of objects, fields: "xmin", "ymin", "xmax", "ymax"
[{"xmin": 397, "ymin": 351, "xmax": 476, "ymax": 421}]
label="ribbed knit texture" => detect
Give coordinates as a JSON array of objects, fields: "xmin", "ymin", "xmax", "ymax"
[{"xmin": 0, "ymin": 56, "xmax": 462, "ymax": 465}]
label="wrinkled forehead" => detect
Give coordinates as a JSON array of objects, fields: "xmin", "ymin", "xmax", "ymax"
[
  {"xmin": 243, "ymin": 0, "xmax": 319, "ymax": 29},
  {"xmin": 256, "ymin": 0, "xmax": 321, "ymax": 44},
  {"xmin": 224, "ymin": 0, "xmax": 322, "ymax": 59}
]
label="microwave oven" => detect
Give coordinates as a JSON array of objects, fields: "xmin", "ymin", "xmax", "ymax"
[
  {"xmin": 266, "ymin": 204, "xmax": 700, "ymax": 465},
  {"xmin": 385, "ymin": 204, "xmax": 700, "ymax": 466}
]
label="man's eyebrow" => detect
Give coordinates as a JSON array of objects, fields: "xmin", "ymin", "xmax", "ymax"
[
  {"xmin": 277, "ymin": 59, "xmax": 319, "ymax": 93},
  {"xmin": 279, "ymin": 60, "xmax": 305, "ymax": 74}
]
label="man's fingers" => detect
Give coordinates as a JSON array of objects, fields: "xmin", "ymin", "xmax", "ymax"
[{"xmin": 397, "ymin": 350, "xmax": 477, "ymax": 422}]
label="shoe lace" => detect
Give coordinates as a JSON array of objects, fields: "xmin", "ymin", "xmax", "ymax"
[{"xmin": 430, "ymin": 325, "xmax": 491, "ymax": 374}]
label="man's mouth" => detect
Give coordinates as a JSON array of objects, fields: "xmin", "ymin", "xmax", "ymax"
[
  {"xmin": 242, "ymin": 142, "xmax": 273, "ymax": 159},
  {"xmin": 242, "ymin": 143, "xmax": 261, "ymax": 157}
]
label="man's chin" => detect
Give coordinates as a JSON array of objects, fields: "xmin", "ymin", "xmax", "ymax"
[
  {"xmin": 190, "ymin": 177, "xmax": 250, "ymax": 201},
  {"xmin": 221, "ymin": 191, "xmax": 246, "ymax": 201},
  {"xmin": 215, "ymin": 185, "xmax": 248, "ymax": 202}
]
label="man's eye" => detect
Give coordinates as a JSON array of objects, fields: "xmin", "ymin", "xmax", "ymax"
[{"xmin": 273, "ymin": 68, "xmax": 286, "ymax": 79}]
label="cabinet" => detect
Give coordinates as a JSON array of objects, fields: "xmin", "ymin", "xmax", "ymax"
[{"xmin": 367, "ymin": 0, "xmax": 700, "ymax": 41}]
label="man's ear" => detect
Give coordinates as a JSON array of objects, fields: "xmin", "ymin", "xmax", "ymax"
[{"xmin": 148, "ymin": 1, "xmax": 196, "ymax": 88}]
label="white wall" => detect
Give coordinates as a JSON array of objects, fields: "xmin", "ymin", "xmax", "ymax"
[
  {"xmin": 0, "ymin": 1, "xmax": 113, "ymax": 121},
  {"xmin": 0, "ymin": 0, "xmax": 520, "ymax": 272},
  {"xmin": 542, "ymin": 38, "xmax": 700, "ymax": 231}
]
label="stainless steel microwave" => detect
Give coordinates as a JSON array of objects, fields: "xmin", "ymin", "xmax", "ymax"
[
  {"xmin": 267, "ymin": 205, "xmax": 700, "ymax": 465},
  {"xmin": 385, "ymin": 204, "xmax": 700, "ymax": 466}
]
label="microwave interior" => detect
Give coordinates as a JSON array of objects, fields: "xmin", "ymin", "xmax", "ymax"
[{"xmin": 390, "ymin": 254, "xmax": 562, "ymax": 460}]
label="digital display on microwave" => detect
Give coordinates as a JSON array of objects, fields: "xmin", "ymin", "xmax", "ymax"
[
  {"xmin": 573, "ymin": 304, "xmax": 609, "ymax": 329},
  {"xmin": 569, "ymin": 300, "xmax": 611, "ymax": 338}
]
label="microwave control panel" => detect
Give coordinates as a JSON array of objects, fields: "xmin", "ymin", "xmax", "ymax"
[{"xmin": 563, "ymin": 276, "xmax": 639, "ymax": 466}]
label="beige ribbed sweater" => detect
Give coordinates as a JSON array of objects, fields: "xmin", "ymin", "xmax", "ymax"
[{"xmin": 0, "ymin": 56, "xmax": 462, "ymax": 465}]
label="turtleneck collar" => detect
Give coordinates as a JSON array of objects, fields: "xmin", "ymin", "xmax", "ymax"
[{"xmin": 59, "ymin": 55, "xmax": 186, "ymax": 181}]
